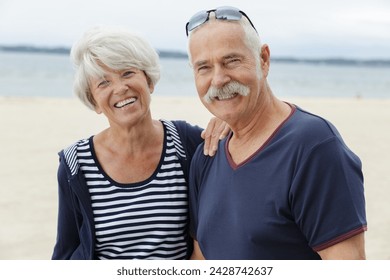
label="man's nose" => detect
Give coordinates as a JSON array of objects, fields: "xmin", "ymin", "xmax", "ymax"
[{"xmin": 211, "ymin": 67, "xmax": 231, "ymax": 88}]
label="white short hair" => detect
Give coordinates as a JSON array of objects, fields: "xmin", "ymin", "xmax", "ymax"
[{"xmin": 71, "ymin": 26, "xmax": 160, "ymax": 110}]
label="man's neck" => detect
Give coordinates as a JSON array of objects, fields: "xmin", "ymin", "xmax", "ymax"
[{"xmin": 228, "ymin": 98, "xmax": 292, "ymax": 165}]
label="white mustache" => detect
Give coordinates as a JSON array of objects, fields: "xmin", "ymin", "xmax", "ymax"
[{"xmin": 204, "ymin": 81, "xmax": 250, "ymax": 103}]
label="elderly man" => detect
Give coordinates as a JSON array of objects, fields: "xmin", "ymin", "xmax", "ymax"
[{"xmin": 186, "ymin": 6, "xmax": 367, "ymax": 260}]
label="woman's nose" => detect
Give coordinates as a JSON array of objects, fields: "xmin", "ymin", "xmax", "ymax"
[{"xmin": 112, "ymin": 80, "xmax": 128, "ymax": 95}]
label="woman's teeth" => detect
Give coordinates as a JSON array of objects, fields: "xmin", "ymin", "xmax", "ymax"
[{"xmin": 114, "ymin": 97, "xmax": 137, "ymax": 108}]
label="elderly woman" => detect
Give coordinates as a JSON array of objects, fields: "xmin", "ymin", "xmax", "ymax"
[{"xmin": 52, "ymin": 26, "xmax": 227, "ymax": 260}]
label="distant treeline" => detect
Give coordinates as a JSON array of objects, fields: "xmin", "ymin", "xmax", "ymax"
[
  {"xmin": 0, "ymin": 45, "xmax": 188, "ymax": 58},
  {"xmin": 1, "ymin": 45, "xmax": 390, "ymax": 67},
  {"xmin": 0, "ymin": 45, "xmax": 70, "ymax": 54}
]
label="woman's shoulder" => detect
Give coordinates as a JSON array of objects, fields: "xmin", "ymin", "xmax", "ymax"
[
  {"xmin": 161, "ymin": 119, "xmax": 203, "ymax": 141},
  {"xmin": 59, "ymin": 137, "xmax": 92, "ymax": 176},
  {"xmin": 161, "ymin": 119, "xmax": 203, "ymax": 159},
  {"xmin": 60, "ymin": 138, "xmax": 90, "ymax": 156}
]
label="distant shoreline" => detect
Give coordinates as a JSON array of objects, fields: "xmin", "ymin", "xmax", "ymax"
[{"xmin": 1, "ymin": 45, "xmax": 390, "ymax": 67}]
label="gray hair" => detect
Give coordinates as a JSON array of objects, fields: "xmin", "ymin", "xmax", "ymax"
[
  {"xmin": 187, "ymin": 13, "xmax": 262, "ymax": 72},
  {"xmin": 204, "ymin": 81, "xmax": 250, "ymax": 103},
  {"xmin": 71, "ymin": 26, "xmax": 161, "ymax": 110}
]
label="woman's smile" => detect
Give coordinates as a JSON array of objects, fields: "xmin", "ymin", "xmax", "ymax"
[{"xmin": 114, "ymin": 97, "xmax": 137, "ymax": 109}]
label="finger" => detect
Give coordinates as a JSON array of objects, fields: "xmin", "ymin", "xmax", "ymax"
[
  {"xmin": 203, "ymin": 117, "xmax": 217, "ymax": 139},
  {"xmin": 202, "ymin": 118, "xmax": 218, "ymax": 155},
  {"xmin": 202, "ymin": 129, "xmax": 212, "ymax": 156},
  {"xmin": 208, "ymin": 133, "xmax": 219, "ymax": 156},
  {"xmin": 203, "ymin": 142, "xmax": 210, "ymax": 156},
  {"xmin": 211, "ymin": 119, "xmax": 228, "ymax": 138},
  {"xmin": 219, "ymin": 123, "xmax": 230, "ymax": 139},
  {"xmin": 204, "ymin": 119, "xmax": 228, "ymax": 156},
  {"xmin": 208, "ymin": 123, "xmax": 224, "ymax": 156}
]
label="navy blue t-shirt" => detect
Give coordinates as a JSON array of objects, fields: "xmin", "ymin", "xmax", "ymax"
[{"xmin": 189, "ymin": 106, "xmax": 367, "ymax": 260}]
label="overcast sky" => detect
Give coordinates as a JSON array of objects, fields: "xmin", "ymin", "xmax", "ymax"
[{"xmin": 1, "ymin": 0, "xmax": 389, "ymax": 59}]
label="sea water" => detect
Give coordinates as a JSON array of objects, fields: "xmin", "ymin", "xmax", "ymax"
[{"xmin": 0, "ymin": 51, "xmax": 389, "ymax": 99}]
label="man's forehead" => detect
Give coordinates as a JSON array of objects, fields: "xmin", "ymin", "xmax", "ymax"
[{"xmin": 190, "ymin": 18, "xmax": 243, "ymax": 37}]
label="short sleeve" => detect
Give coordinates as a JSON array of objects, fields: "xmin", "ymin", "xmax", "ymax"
[{"xmin": 290, "ymin": 137, "xmax": 367, "ymax": 251}]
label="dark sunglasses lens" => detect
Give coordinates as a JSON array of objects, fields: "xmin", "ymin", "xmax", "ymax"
[
  {"xmin": 187, "ymin": 10, "xmax": 209, "ymax": 32},
  {"xmin": 215, "ymin": 6, "xmax": 242, "ymax": 20}
]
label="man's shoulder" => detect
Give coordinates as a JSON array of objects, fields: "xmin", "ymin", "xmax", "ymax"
[{"xmin": 290, "ymin": 106, "xmax": 340, "ymax": 139}]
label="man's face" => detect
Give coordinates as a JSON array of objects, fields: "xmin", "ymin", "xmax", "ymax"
[{"xmin": 188, "ymin": 21, "xmax": 263, "ymax": 126}]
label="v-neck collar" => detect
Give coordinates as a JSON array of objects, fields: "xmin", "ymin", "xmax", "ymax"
[{"xmin": 225, "ymin": 103, "xmax": 296, "ymax": 170}]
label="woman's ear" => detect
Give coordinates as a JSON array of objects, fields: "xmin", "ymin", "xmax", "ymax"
[
  {"xmin": 146, "ymin": 76, "xmax": 154, "ymax": 94},
  {"xmin": 88, "ymin": 93, "xmax": 102, "ymax": 114},
  {"xmin": 94, "ymin": 105, "xmax": 103, "ymax": 114}
]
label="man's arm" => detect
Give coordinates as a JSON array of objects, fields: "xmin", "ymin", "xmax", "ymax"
[
  {"xmin": 318, "ymin": 232, "xmax": 366, "ymax": 260},
  {"xmin": 190, "ymin": 240, "xmax": 206, "ymax": 260}
]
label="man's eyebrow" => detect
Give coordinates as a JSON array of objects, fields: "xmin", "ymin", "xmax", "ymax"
[
  {"xmin": 194, "ymin": 60, "xmax": 209, "ymax": 68},
  {"xmin": 193, "ymin": 53, "xmax": 243, "ymax": 68},
  {"xmin": 222, "ymin": 53, "xmax": 242, "ymax": 60}
]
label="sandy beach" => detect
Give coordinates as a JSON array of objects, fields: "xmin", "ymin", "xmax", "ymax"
[{"xmin": 0, "ymin": 96, "xmax": 389, "ymax": 260}]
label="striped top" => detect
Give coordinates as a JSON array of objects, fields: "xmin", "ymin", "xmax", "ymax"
[{"xmin": 74, "ymin": 120, "xmax": 189, "ymax": 259}]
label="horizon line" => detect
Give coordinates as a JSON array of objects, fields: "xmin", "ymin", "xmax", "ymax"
[{"xmin": 1, "ymin": 45, "xmax": 390, "ymax": 66}]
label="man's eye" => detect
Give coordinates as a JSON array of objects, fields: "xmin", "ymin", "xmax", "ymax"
[
  {"xmin": 227, "ymin": 58, "xmax": 240, "ymax": 65},
  {"xmin": 197, "ymin": 66, "xmax": 210, "ymax": 73}
]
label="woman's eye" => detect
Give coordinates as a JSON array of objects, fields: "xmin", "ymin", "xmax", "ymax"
[
  {"xmin": 98, "ymin": 80, "xmax": 109, "ymax": 88},
  {"xmin": 123, "ymin": 70, "xmax": 135, "ymax": 77}
]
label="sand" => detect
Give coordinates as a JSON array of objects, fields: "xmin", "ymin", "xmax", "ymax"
[{"xmin": 0, "ymin": 96, "xmax": 389, "ymax": 260}]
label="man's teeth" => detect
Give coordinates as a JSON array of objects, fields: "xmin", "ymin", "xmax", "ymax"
[
  {"xmin": 216, "ymin": 93, "xmax": 238, "ymax": 100},
  {"xmin": 114, "ymin": 97, "xmax": 137, "ymax": 108}
]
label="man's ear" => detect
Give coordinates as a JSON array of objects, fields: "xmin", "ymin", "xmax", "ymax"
[
  {"xmin": 260, "ymin": 44, "xmax": 270, "ymax": 77},
  {"xmin": 149, "ymin": 83, "xmax": 155, "ymax": 94}
]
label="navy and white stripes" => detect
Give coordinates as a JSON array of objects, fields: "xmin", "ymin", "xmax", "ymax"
[{"xmin": 63, "ymin": 120, "xmax": 189, "ymax": 259}]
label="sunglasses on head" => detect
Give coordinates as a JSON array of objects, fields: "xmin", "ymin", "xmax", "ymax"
[{"xmin": 185, "ymin": 6, "xmax": 257, "ymax": 36}]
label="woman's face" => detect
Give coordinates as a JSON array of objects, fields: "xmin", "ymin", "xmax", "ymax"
[{"xmin": 89, "ymin": 65, "xmax": 154, "ymax": 129}]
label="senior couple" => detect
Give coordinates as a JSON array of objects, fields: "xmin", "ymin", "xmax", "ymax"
[{"xmin": 52, "ymin": 6, "xmax": 367, "ymax": 260}]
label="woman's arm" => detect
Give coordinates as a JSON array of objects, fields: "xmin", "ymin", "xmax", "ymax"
[
  {"xmin": 202, "ymin": 117, "xmax": 230, "ymax": 156},
  {"xmin": 52, "ymin": 161, "xmax": 80, "ymax": 259}
]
